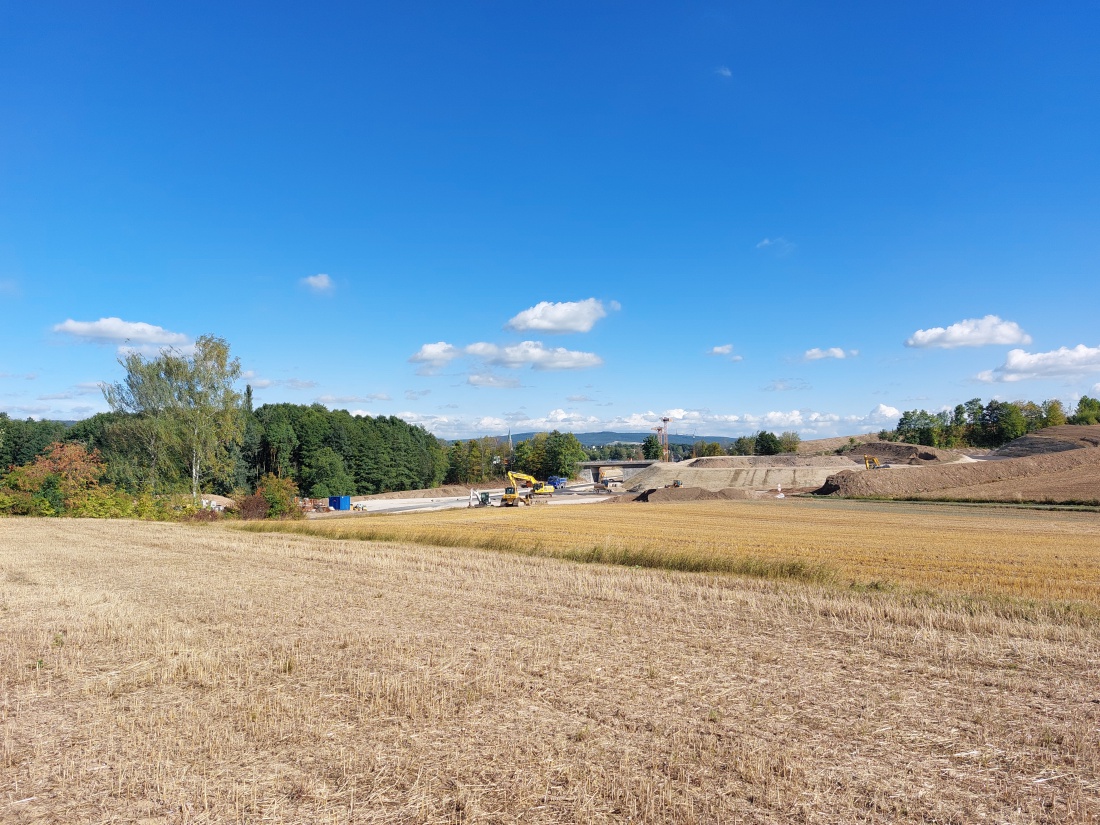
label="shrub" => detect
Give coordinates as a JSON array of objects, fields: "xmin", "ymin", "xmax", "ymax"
[{"xmin": 237, "ymin": 492, "xmax": 270, "ymax": 521}]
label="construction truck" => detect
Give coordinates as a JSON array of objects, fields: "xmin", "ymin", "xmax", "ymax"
[
  {"xmin": 546, "ymin": 475, "xmax": 569, "ymax": 489},
  {"xmin": 468, "ymin": 489, "xmax": 492, "ymax": 507},
  {"xmin": 501, "ymin": 472, "xmax": 554, "ymax": 506},
  {"xmin": 597, "ymin": 466, "xmax": 624, "ymax": 492}
]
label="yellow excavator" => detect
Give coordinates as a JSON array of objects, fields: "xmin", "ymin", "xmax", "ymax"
[
  {"xmin": 864, "ymin": 455, "xmax": 882, "ymax": 470},
  {"xmin": 502, "ymin": 471, "xmax": 555, "ymax": 506}
]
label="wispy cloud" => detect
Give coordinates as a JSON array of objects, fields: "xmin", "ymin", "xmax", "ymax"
[
  {"xmin": 466, "ymin": 341, "xmax": 602, "ymax": 371},
  {"xmin": 405, "ymin": 389, "xmax": 431, "ymax": 401},
  {"xmin": 0, "ymin": 279, "xmax": 19, "ymax": 297},
  {"xmin": 302, "ymin": 273, "xmax": 333, "ymax": 293},
  {"xmin": 284, "ymin": 378, "xmax": 317, "ymax": 390},
  {"xmin": 709, "ymin": 344, "xmax": 744, "ymax": 362},
  {"xmin": 755, "ymin": 237, "xmax": 794, "ymax": 255},
  {"xmin": 506, "ymin": 298, "xmax": 611, "ymax": 334},
  {"xmin": 567, "ymin": 395, "xmax": 592, "ymax": 403},
  {"xmin": 715, "ymin": 66, "xmax": 732, "ymax": 78},
  {"xmin": 976, "ymin": 344, "xmax": 1100, "ymax": 382},
  {"xmin": 905, "ymin": 315, "xmax": 1031, "ymax": 349},
  {"xmin": 804, "ymin": 347, "xmax": 858, "ymax": 361},
  {"xmin": 53, "ymin": 317, "xmax": 191, "ymax": 354},
  {"xmin": 467, "ymin": 373, "xmax": 522, "ymax": 389},
  {"xmin": 762, "ymin": 379, "xmax": 811, "ymax": 392}
]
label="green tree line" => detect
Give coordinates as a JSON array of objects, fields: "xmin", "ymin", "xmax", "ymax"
[{"xmin": 885, "ymin": 396, "xmax": 1098, "ymax": 449}]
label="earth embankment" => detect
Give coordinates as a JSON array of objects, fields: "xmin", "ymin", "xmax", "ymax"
[
  {"xmin": 817, "ymin": 426, "xmax": 1100, "ymax": 503},
  {"xmin": 626, "ymin": 455, "xmax": 862, "ymax": 492}
]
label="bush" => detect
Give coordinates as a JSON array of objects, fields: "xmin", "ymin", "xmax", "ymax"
[
  {"xmin": 257, "ymin": 474, "xmax": 302, "ymax": 519},
  {"xmin": 237, "ymin": 492, "xmax": 270, "ymax": 520}
]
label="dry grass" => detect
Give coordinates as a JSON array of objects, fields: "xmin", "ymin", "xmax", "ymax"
[
  {"xmin": 243, "ymin": 499, "xmax": 1100, "ymax": 609},
  {"xmin": 2, "ymin": 518, "xmax": 1099, "ymax": 823}
]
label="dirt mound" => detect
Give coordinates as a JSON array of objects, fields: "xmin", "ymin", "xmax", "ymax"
[
  {"xmin": 992, "ymin": 425, "xmax": 1100, "ymax": 458},
  {"xmin": 795, "ymin": 433, "xmax": 883, "ymax": 455},
  {"xmin": 838, "ymin": 441, "xmax": 958, "ymax": 465},
  {"xmin": 817, "ymin": 445, "xmax": 1100, "ymax": 503},
  {"xmin": 690, "ymin": 455, "xmax": 860, "ymax": 469},
  {"xmin": 611, "ymin": 486, "xmax": 758, "ymax": 503}
]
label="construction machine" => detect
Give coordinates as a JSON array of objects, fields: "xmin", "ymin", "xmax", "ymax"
[
  {"xmin": 864, "ymin": 455, "xmax": 882, "ymax": 470},
  {"xmin": 501, "ymin": 472, "xmax": 554, "ymax": 506}
]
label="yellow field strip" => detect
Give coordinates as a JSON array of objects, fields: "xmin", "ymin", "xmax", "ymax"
[{"xmin": 241, "ymin": 499, "xmax": 1100, "ymax": 607}]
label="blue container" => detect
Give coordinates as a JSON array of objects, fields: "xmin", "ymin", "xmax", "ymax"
[{"xmin": 328, "ymin": 495, "xmax": 351, "ymax": 511}]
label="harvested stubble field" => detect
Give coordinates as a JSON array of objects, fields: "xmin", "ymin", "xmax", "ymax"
[
  {"xmin": 3, "ymin": 515, "xmax": 1100, "ymax": 824},
  {"xmin": 250, "ymin": 499, "xmax": 1100, "ymax": 606}
]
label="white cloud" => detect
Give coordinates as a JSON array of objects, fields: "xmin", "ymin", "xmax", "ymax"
[
  {"xmin": 709, "ymin": 344, "xmax": 744, "ymax": 362},
  {"xmin": 506, "ymin": 299, "xmax": 609, "ymax": 334},
  {"xmin": 405, "ymin": 389, "xmax": 431, "ymax": 401},
  {"xmin": 466, "ymin": 341, "xmax": 602, "ymax": 371},
  {"xmin": 302, "ymin": 273, "xmax": 333, "ymax": 292},
  {"xmin": 467, "ymin": 373, "xmax": 522, "ymax": 388},
  {"xmin": 567, "ymin": 395, "xmax": 592, "ymax": 403},
  {"xmin": 53, "ymin": 317, "xmax": 190, "ymax": 351},
  {"xmin": 976, "ymin": 344, "xmax": 1100, "ymax": 383},
  {"xmin": 250, "ymin": 378, "xmax": 276, "ymax": 389},
  {"xmin": 715, "ymin": 66, "xmax": 732, "ymax": 78},
  {"xmin": 863, "ymin": 404, "xmax": 901, "ymax": 425},
  {"xmin": 755, "ymin": 237, "xmax": 794, "ymax": 255},
  {"xmin": 409, "ymin": 342, "xmax": 462, "ymax": 371},
  {"xmin": 396, "ymin": 402, "xmax": 905, "ymax": 441},
  {"xmin": 905, "ymin": 315, "xmax": 1031, "ymax": 349},
  {"xmin": 284, "ymin": 378, "xmax": 317, "ymax": 390},
  {"xmin": 805, "ymin": 347, "xmax": 857, "ymax": 361}
]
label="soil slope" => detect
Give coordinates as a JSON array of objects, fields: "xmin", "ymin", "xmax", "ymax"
[
  {"xmin": 625, "ymin": 455, "xmax": 860, "ymax": 492},
  {"xmin": 818, "ymin": 426, "xmax": 1100, "ymax": 503}
]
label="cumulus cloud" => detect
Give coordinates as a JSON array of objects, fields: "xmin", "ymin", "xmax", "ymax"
[
  {"xmin": 976, "ymin": 344, "xmax": 1100, "ymax": 383},
  {"xmin": 53, "ymin": 317, "xmax": 190, "ymax": 352},
  {"xmin": 804, "ymin": 347, "xmax": 858, "ymax": 361},
  {"xmin": 394, "ymin": 401, "xmax": 904, "ymax": 441},
  {"xmin": 466, "ymin": 341, "xmax": 602, "ymax": 371},
  {"xmin": 467, "ymin": 373, "xmax": 522, "ymax": 389},
  {"xmin": 302, "ymin": 273, "xmax": 333, "ymax": 292},
  {"xmin": 409, "ymin": 342, "xmax": 462, "ymax": 372},
  {"xmin": 905, "ymin": 315, "xmax": 1031, "ymax": 349},
  {"xmin": 505, "ymin": 299, "xmax": 610, "ymax": 334}
]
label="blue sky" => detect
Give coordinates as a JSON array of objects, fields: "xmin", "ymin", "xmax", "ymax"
[{"xmin": 2, "ymin": 2, "xmax": 1098, "ymax": 439}]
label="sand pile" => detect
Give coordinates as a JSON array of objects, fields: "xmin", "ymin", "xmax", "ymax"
[{"xmin": 795, "ymin": 433, "xmax": 883, "ymax": 455}]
